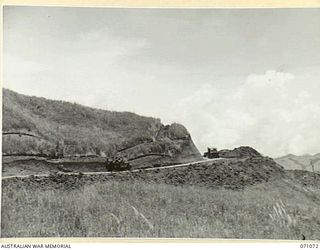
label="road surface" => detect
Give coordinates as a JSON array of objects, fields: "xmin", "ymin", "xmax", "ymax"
[{"xmin": 1, "ymin": 158, "xmax": 224, "ymax": 180}]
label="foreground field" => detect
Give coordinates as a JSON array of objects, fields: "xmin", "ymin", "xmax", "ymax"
[{"xmin": 2, "ymin": 177, "xmax": 320, "ymax": 239}]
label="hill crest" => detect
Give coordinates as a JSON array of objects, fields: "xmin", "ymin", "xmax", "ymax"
[
  {"xmin": 275, "ymin": 153, "xmax": 320, "ymax": 172},
  {"xmin": 2, "ymin": 88, "xmax": 202, "ymax": 165}
]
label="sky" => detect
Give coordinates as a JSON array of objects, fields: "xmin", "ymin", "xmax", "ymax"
[{"xmin": 3, "ymin": 6, "xmax": 320, "ymax": 157}]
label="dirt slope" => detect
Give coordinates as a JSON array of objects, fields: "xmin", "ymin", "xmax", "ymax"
[
  {"xmin": 2, "ymin": 89, "xmax": 202, "ymax": 166},
  {"xmin": 2, "ymin": 156, "xmax": 286, "ymax": 190}
]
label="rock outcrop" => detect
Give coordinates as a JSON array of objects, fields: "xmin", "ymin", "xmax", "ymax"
[{"xmin": 2, "ymin": 89, "xmax": 202, "ymax": 167}]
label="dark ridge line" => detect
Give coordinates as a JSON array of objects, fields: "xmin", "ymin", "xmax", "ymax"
[
  {"xmin": 2, "ymin": 153, "xmax": 50, "ymax": 158},
  {"xmin": 2, "ymin": 132, "xmax": 43, "ymax": 140},
  {"xmin": 2, "ymin": 157, "xmax": 59, "ymax": 164},
  {"xmin": 2, "ymin": 153, "xmax": 171, "ymax": 163},
  {"xmin": 2, "ymin": 157, "xmax": 107, "ymax": 165},
  {"xmin": 128, "ymin": 153, "xmax": 171, "ymax": 161}
]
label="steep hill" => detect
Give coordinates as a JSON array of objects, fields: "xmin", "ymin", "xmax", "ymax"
[
  {"xmin": 275, "ymin": 153, "xmax": 320, "ymax": 173},
  {"xmin": 2, "ymin": 89, "xmax": 202, "ymax": 165}
]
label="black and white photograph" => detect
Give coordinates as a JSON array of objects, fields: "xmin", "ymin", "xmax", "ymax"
[{"xmin": 2, "ymin": 4, "xmax": 320, "ymax": 240}]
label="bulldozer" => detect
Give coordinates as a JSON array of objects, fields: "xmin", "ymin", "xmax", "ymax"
[{"xmin": 203, "ymin": 147, "xmax": 219, "ymax": 159}]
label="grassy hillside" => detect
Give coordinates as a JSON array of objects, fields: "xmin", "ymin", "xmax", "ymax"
[
  {"xmin": 275, "ymin": 154, "xmax": 320, "ymax": 172},
  {"xmin": 2, "ymin": 89, "xmax": 201, "ymax": 164},
  {"xmin": 3, "ymin": 88, "xmax": 319, "ymax": 239},
  {"xmin": 2, "ymin": 177, "xmax": 320, "ymax": 239}
]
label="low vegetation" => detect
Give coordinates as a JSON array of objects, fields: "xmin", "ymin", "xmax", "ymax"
[
  {"xmin": 2, "ymin": 89, "xmax": 320, "ymax": 240},
  {"xmin": 2, "ymin": 89, "xmax": 161, "ymax": 156},
  {"xmin": 2, "ymin": 89, "xmax": 201, "ymax": 165},
  {"xmin": 2, "ymin": 178, "xmax": 320, "ymax": 239}
]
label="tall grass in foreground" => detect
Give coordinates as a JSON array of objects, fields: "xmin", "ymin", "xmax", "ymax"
[{"xmin": 2, "ymin": 179, "xmax": 320, "ymax": 239}]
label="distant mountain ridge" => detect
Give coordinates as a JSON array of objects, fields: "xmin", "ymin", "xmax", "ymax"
[
  {"xmin": 2, "ymin": 89, "xmax": 202, "ymax": 166},
  {"xmin": 275, "ymin": 153, "xmax": 320, "ymax": 172}
]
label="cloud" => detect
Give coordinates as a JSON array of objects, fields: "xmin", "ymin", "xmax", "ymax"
[
  {"xmin": 173, "ymin": 70, "xmax": 320, "ymax": 157},
  {"xmin": 4, "ymin": 29, "xmax": 148, "ymax": 102}
]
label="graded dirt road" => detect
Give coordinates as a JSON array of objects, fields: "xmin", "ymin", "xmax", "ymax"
[{"xmin": 1, "ymin": 158, "xmax": 224, "ymax": 180}]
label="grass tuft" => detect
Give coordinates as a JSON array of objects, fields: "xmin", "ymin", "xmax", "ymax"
[{"xmin": 1, "ymin": 178, "xmax": 320, "ymax": 239}]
